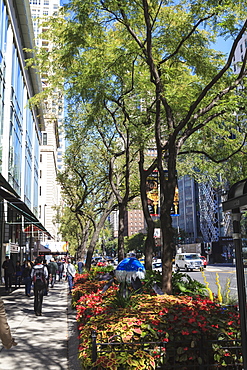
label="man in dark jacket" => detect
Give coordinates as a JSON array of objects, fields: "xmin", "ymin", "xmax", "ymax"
[
  {"xmin": 2, "ymin": 256, "xmax": 15, "ymax": 292},
  {"xmin": 56, "ymin": 259, "xmax": 64, "ymax": 281},
  {"xmin": 31, "ymin": 256, "xmax": 48, "ymax": 316},
  {"xmin": 48, "ymin": 258, "xmax": 58, "ymax": 288}
]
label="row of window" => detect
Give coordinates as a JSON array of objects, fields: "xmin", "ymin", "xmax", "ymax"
[{"xmin": 30, "ymin": 0, "xmax": 50, "ymax": 5}]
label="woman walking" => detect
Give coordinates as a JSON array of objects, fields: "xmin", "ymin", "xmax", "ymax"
[{"xmin": 22, "ymin": 260, "xmax": 32, "ymax": 297}]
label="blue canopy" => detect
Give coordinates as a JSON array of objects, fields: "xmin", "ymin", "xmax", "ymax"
[{"xmin": 115, "ymin": 257, "xmax": 145, "ymax": 283}]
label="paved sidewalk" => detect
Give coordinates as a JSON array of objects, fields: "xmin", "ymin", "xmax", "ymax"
[{"xmin": 0, "ymin": 281, "xmax": 81, "ymax": 370}]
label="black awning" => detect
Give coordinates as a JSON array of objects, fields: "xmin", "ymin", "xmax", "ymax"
[
  {"xmin": 0, "ymin": 187, "xmax": 52, "ymax": 237},
  {"xmin": 0, "ymin": 174, "xmax": 19, "ymax": 197}
]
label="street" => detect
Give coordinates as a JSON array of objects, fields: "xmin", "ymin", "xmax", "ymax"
[{"xmin": 185, "ymin": 264, "xmax": 238, "ymax": 300}]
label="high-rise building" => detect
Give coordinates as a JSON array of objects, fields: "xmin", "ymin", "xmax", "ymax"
[
  {"xmin": 176, "ymin": 176, "xmax": 200, "ymax": 243},
  {"xmin": 29, "ymin": 0, "xmax": 65, "ymax": 242},
  {"xmin": 0, "ymin": 0, "xmax": 47, "ymax": 270},
  {"xmin": 124, "ymin": 209, "xmax": 145, "ymax": 237}
]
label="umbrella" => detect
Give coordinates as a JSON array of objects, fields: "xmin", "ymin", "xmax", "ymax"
[{"xmin": 115, "ymin": 257, "xmax": 145, "ymax": 283}]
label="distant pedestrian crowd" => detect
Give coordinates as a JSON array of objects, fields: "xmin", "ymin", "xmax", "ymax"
[
  {"xmin": 0, "ymin": 255, "xmax": 85, "ymax": 350},
  {"xmin": 1, "ymin": 255, "xmax": 84, "ymax": 317}
]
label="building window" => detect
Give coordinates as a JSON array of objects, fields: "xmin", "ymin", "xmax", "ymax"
[
  {"xmin": 40, "ymin": 170, "xmax": 42, "ymax": 178},
  {"xmin": 42, "ymin": 132, "xmax": 47, "ymax": 145},
  {"xmin": 44, "ymin": 0, "xmax": 49, "ymax": 5},
  {"xmin": 240, "ymin": 44, "xmax": 243, "ymax": 53},
  {"xmin": 39, "ymin": 186, "xmax": 42, "ymax": 196},
  {"xmin": 39, "ymin": 205, "xmax": 41, "ymax": 218},
  {"xmin": 40, "ymin": 154, "xmax": 42, "ymax": 162}
]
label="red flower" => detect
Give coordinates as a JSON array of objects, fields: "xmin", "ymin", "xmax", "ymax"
[{"xmin": 181, "ymin": 330, "xmax": 190, "ymax": 335}]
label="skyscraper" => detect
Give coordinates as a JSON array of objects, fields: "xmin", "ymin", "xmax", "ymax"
[{"xmin": 29, "ymin": 0, "xmax": 65, "ymax": 242}]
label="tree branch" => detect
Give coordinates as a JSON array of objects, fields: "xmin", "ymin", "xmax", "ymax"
[{"xmin": 178, "ymin": 133, "xmax": 247, "ymax": 163}]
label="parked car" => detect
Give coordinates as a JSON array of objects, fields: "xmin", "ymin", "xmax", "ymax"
[
  {"xmin": 152, "ymin": 261, "xmax": 162, "ymax": 272},
  {"xmin": 91, "ymin": 256, "xmax": 105, "ymax": 266},
  {"xmin": 139, "ymin": 257, "xmax": 145, "ymax": 264},
  {"xmin": 174, "ymin": 253, "xmax": 203, "ymax": 272},
  {"xmin": 200, "ymin": 256, "xmax": 207, "ymax": 267}
]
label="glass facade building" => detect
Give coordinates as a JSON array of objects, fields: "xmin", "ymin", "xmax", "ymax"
[{"xmin": 0, "ymin": 0, "xmax": 45, "ymax": 272}]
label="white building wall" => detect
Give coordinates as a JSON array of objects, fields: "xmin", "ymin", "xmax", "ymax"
[{"xmin": 30, "ymin": 0, "xmax": 65, "ymax": 241}]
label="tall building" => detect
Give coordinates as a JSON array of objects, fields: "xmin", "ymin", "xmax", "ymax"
[
  {"xmin": 175, "ymin": 176, "xmax": 200, "ymax": 243},
  {"xmin": 124, "ymin": 209, "xmax": 145, "ymax": 237},
  {"xmin": 29, "ymin": 0, "xmax": 65, "ymax": 242},
  {"xmin": 0, "ymin": 0, "xmax": 47, "ymax": 271}
]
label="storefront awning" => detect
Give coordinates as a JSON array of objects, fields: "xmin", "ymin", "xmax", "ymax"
[
  {"xmin": 0, "ymin": 174, "xmax": 19, "ymax": 197},
  {"xmin": 0, "ymin": 187, "xmax": 52, "ymax": 237}
]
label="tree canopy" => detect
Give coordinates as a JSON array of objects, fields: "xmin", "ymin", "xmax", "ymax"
[{"xmin": 28, "ymin": 0, "xmax": 247, "ymax": 292}]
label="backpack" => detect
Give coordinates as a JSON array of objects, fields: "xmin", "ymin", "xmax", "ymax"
[{"xmin": 33, "ymin": 266, "xmax": 46, "ymax": 287}]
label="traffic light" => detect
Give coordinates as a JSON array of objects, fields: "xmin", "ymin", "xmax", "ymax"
[{"xmin": 207, "ymin": 243, "xmax": 212, "ymax": 253}]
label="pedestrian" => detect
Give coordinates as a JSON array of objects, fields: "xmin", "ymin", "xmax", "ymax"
[
  {"xmin": 77, "ymin": 260, "xmax": 84, "ymax": 274},
  {"xmin": 48, "ymin": 258, "xmax": 58, "ymax": 288},
  {"xmin": 0, "ymin": 297, "xmax": 17, "ymax": 349},
  {"xmin": 43, "ymin": 260, "xmax": 49, "ymax": 296},
  {"xmin": 2, "ymin": 256, "xmax": 15, "ymax": 293},
  {"xmin": 21, "ymin": 260, "xmax": 32, "ymax": 297},
  {"xmin": 31, "ymin": 256, "xmax": 48, "ymax": 316},
  {"xmin": 57, "ymin": 259, "xmax": 64, "ymax": 281},
  {"xmin": 63, "ymin": 259, "xmax": 68, "ymax": 280},
  {"xmin": 14, "ymin": 261, "xmax": 22, "ymax": 288},
  {"xmin": 66, "ymin": 259, "xmax": 76, "ymax": 294}
]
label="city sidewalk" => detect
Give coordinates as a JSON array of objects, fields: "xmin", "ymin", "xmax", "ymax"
[{"xmin": 0, "ymin": 281, "xmax": 81, "ymax": 370}]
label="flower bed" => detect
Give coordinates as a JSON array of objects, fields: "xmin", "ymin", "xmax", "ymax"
[{"xmin": 72, "ymin": 271, "xmax": 242, "ymax": 369}]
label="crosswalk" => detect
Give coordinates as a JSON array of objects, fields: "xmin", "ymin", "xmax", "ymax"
[{"xmin": 205, "ymin": 266, "xmax": 236, "ymax": 273}]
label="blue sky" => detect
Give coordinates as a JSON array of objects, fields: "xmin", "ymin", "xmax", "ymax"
[
  {"xmin": 59, "ymin": 1, "xmax": 234, "ymax": 58},
  {"xmin": 214, "ymin": 36, "xmax": 234, "ymax": 56}
]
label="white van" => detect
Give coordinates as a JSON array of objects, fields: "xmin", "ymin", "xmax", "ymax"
[{"xmin": 174, "ymin": 253, "xmax": 203, "ymax": 272}]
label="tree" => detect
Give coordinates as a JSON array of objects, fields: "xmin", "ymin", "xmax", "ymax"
[
  {"xmin": 57, "ymin": 136, "xmax": 116, "ymax": 269},
  {"xmin": 57, "ymin": 206, "xmax": 90, "ymax": 258},
  {"xmin": 29, "ymin": 0, "xmax": 247, "ymax": 293},
  {"xmin": 125, "ymin": 233, "xmax": 146, "ymax": 255}
]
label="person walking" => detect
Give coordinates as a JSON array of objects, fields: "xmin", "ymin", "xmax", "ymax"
[
  {"xmin": 2, "ymin": 256, "xmax": 15, "ymax": 293},
  {"xmin": 14, "ymin": 261, "xmax": 22, "ymax": 288},
  {"xmin": 31, "ymin": 257, "xmax": 48, "ymax": 316},
  {"xmin": 21, "ymin": 260, "xmax": 32, "ymax": 297},
  {"xmin": 0, "ymin": 297, "xmax": 17, "ymax": 349},
  {"xmin": 57, "ymin": 259, "xmax": 64, "ymax": 281},
  {"xmin": 66, "ymin": 259, "xmax": 76, "ymax": 294},
  {"xmin": 43, "ymin": 260, "xmax": 49, "ymax": 296},
  {"xmin": 77, "ymin": 260, "xmax": 84, "ymax": 274},
  {"xmin": 48, "ymin": 258, "xmax": 58, "ymax": 288}
]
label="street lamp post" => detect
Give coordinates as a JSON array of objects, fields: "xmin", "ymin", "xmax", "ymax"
[{"xmin": 223, "ymin": 179, "xmax": 247, "ymax": 370}]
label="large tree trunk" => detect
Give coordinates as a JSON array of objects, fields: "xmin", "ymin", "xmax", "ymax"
[
  {"xmin": 158, "ymin": 147, "xmax": 177, "ymax": 294},
  {"xmin": 139, "ymin": 150, "xmax": 156, "ymax": 270},
  {"xmin": 117, "ymin": 202, "xmax": 126, "ymax": 262},
  {"xmin": 76, "ymin": 218, "xmax": 90, "ymax": 261}
]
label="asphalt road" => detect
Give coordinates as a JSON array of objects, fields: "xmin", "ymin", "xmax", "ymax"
[{"xmin": 184, "ymin": 264, "xmax": 238, "ymax": 300}]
